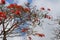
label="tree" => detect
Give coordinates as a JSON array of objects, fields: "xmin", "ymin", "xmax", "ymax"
[
  {"xmin": 0, "ymin": 0, "xmax": 51, "ymax": 40},
  {"xmin": 52, "ymin": 16, "xmax": 60, "ymax": 40}
]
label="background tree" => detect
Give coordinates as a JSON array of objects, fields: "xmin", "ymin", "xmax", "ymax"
[{"xmin": 51, "ymin": 16, "xmax": 60, "ymax": 40}]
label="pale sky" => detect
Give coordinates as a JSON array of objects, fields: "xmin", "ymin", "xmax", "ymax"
[{"xmin": 31, "ymin": 0, "xmax": 60, "ymax": 19}]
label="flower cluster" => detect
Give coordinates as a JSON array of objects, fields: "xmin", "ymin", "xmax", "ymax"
[
  {"xmin": 0, "ymin": 0, "xmax": 52, "ymax": 40},
  {"xmin": 0, "ymin": 0, "xmax": 5, "ymax": 4},
  {"xmin": 0, "ymin": 12, "xmax": 7, "ymax": 21}
]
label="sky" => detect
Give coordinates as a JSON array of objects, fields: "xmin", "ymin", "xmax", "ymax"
[
  {"xmin": 31, "ymin": 0, "xmax": 60, "ymax": 19},
  {"xmin": 6, "ymin": 0, "xmax": 14, "ymax": 3},
  {"xmin": 6, "ymin": 0, "xmax": 32, "ymax": 4},
  {"xmin": 0, "ymin": 0, "xmax": 60, "ymax": 40}
]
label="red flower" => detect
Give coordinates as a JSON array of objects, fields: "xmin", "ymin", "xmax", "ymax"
[
  {"xmin": 24, "ymin": 8, "xmax": 30, "ymax": 12},
  {"xmin": 21, "ymin": 28, "xmax": 29, "ymax": 32},
  {"xmin": 10, "ymin": 16, "xmax": 13, "ymax": 18},
  {"xmin": 1, "ymin": 0, "xmax": 5, "ymax": 4},
  {"xmin": 40, "ymin": 7, "xmax": 45, "ymax": 10},
  {"xmin": 7, "ymin": 5, "xmax": 13, "ymax": 8},
  {"xmin": 35, "ymin": 33, "xmax": 45, "ymax": 37},
  {"xmin": 16, "ymin": 5, "xmax": 24, "ymax": 11},
  {"xmin": 7, "ymin": 6, "xmax": 11, "ymax": 8},
  {"xmin": 44, "ymin": 14, "xmax": 51, "ymax": 19},
  {"xmin": 14, "ymin": 10, "xmax": 21, "ymax": 15},
  {"xmin": 28, "ymin": 37, "xmax": 32, "ymax": 40},
  {"xmin": 16, "ymin": 5, "xmax": 22, "ymax": 8},
  {"xmin": 48, "ymin": 16, "xmax": 51, "ymax": 19},
  {"xmin": 47, "ymin": 8, "xmax": 51, "ymax": 11},
  {"xmin": 0, "ymin": 12, "xmax": 7, "ymax": 21},
  {"xmin": 10, "ymin": 4, "xmax": 15, "ymax": 7},
  {"xmin": 7, "ymin": 4, "xmax": 16, "ymax": 8}
]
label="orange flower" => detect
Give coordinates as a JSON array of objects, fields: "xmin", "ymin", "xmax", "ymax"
[
  {"xmin": 24, "ymin": 8, "xmax": 30, "ymax": 12},
  {"xmin": 44, "ymin": 14, "xmax": 51, "ymax": 19},
  {"xmin": 35, "ymin": 33, "xmax": 45, "ymax": 37},
  {"xmin": 7, "ymin": 6, "xmax": 11, "ymax": 8},
  {"xmin": 21, "ymin": 28, "xmax": 29, "ymax": 32},
  {"xmin": 7, "ymin": 4, "xmax": 17, "ymax": 8},
  {"xmin": 16, "ymin": 5, "xmax": 22, "ymax": 9},
  {"xmin": 40, "ymin": 7, "xmax": 45, "ymax": 10},
  {"xmin": 48, "ymin": 16, "xmax": 51, "ymax": 19},
  {"xmin": 10, "ymin": 16, "xmax": 13, "ymax": 18},
  {"xmin": 16, "ymin": 5, "xmax": 24, "ymax": 11},
  {"xmin": 14, "ymin": 10, "xmax": 21, "ymax": 15},
  {"xmin": 0, "ymin": 12, "xmax": 7, "ymax": 20},
  {"xmin": 7, "ymin": 4, "xmax": 13, "ymax": 8}
]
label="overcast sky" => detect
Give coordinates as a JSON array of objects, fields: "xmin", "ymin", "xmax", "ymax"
[{"xmin": 31, "ymin": 0, "xmax": 60, "ymax": 18}]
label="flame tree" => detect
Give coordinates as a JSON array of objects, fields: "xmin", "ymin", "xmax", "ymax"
[{"xmin": 0, "ymin": 0, "xmax": 51, "ymax": 40}]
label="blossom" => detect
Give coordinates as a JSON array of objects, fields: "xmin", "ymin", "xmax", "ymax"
[
  {"xmin": 7, "ymin": 4, "xmax": 17, "ymax": 8},
  {"xmin": 24, "ymin": 8, "xmax": 30, "ymax": 12},
  {"xmin": 16, "ymin": 5, "xmax": 23, "ymax": 9},
  {"xmin": 0, "ymin": 12, "xmax": 7, "ymax": 21},
  {"xmin": 47, "ymin": 8, "xmax": 51, "ymax": 11},
  {"xmin": 21, "ymin": 28, "xmax": 29, "ymax": 32},
  {"xmin": 0, "ymin": 0, "xmax": 5, "ymax": 4},
  {"xmin": 16, "ymin": 5, "xmax": 24, "ymax": 12},
  {"xmin": 14, "ymin": 10, "xmax": 21, "ymax": 15},
  {"xmin": 44, "ymin": 14, "xmax": 51, "ymax": 19},
  {"xmin": 40, "ymin": 7, "xmax": 45, "ymax": 10},
  {"xmin": 35, "ymin": 33, "xmax": 45, "ymax": 37}
]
